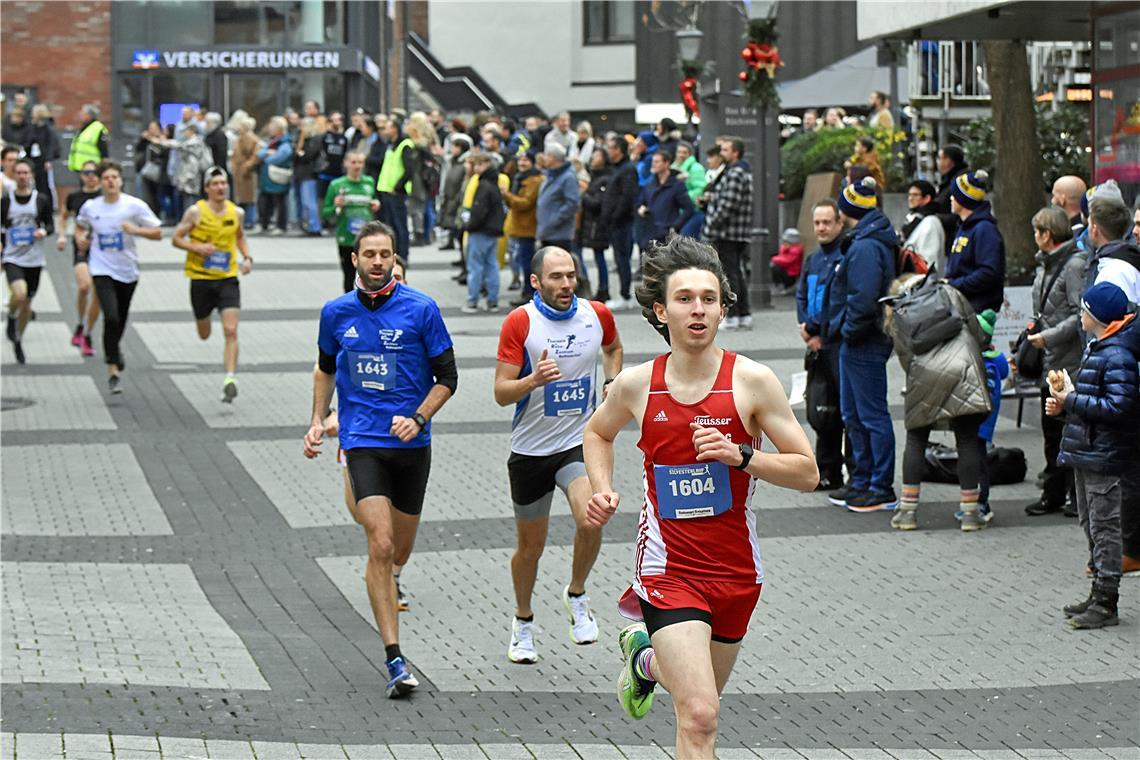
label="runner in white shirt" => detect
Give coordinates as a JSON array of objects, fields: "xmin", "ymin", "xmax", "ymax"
[
  {"xmin": 2, "ymin": 157, "xmax": 55, "ymax": 364},
  {"xmin": 74, "ymin": 160, "xmax": 162, "ymax": 394},
  {"xmin": 494, "ymin": 246, "xmax": 623, "ymax": 663}
]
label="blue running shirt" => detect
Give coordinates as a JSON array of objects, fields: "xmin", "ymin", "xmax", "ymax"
[{"xmin": 317, "ymin": 284, "xmax": 453, "ymax": 450}]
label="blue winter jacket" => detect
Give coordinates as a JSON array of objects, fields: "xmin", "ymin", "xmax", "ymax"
[
  {"xmin": 1057, "ymin": 309, "xmax": 1140, "ymax": 474},
  {"xmin": 946, "ymin": 202, "xmax": 1006, "ymax": 313},
  {"xmin": 795, "ymin": 239, "xmax": 843, "ymax": 342},
  {"xmin": 979, "ymin": 349, "xmax": 1009, "ymax": 442},
  {"xmin": 536, "ymin": 162, "xmax": 580, "ymax": 242},
  {"xmin": 257, "ymin": 133, "xmax": 294, "ymax": 195},
  {"xmin": 635, "ymin": 171, "xmax": 693, "ymax": 243},
  {"xmin": 826, "ymin": 210, "xmax": 896, "ymax": 347}
]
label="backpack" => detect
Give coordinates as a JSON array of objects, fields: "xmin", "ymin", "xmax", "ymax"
[
  {"xmin": 884, "ymin": 274, "xmax": 962, "ymax": 355},
  {"xmin": 419, "ymin": 150, "xmax": 441, "ymax": 197},
  {"xmin": 897, "ymin": 246, "xmax": 930, "ymax": 276},
  {"xmin": 804, "ymin": 351, "xmax": 841, "ymax": 432}
]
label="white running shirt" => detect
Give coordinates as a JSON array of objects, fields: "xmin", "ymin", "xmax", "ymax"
[{"xmin": 76, "ymin": 195, "xmax": 161, "ymax": 283}]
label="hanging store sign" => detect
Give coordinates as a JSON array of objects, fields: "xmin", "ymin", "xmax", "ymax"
[{"xmin": 138, "ymin": 49, "xmax": 342, "ymax": 70}]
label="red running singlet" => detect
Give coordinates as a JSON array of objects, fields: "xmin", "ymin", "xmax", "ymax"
[{"xmin": 630, "ymin": 350, "xmax": 764, "ymax": 597}]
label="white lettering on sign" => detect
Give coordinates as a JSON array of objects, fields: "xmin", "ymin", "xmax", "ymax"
[{"xmin": 154, "ymin": 50, "xmax": 341, "ymax": 70}]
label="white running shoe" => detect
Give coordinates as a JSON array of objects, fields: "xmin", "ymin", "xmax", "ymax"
[
  {"xmin": 507, "ymin": 616, "xmax": 538, "ymax": 664},
  {"xmin": 606, "ymin": 297, "xmax": 631, "ymax": 311},
  {"xmin": 723, "ymin": 316, "xmax": 740, "ymax": 330},
  {"xmin": 562, "ymin": 585, "xmax": 599, "ymax": 644},
  {"xmin": 738, "ymin": 315, "xmax": 753, "ymax": 329}
]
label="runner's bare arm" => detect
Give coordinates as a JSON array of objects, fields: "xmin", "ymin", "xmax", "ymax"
[
  {"xmin": 171, "ymin": 205, "xmax": 207, "ymax": 254},
  {"xmin": 601, "ymin": 334, "xmax": 623, "ymax": 384},
  {"xmin": 736, "ymin": 358, "xmax": 819, "ymax": 491},
  {"xmin": 235, "ymin": 209, "xmax": 252, "ymax": 273},
  {"xmin": 583, "ymin": 367, "xmax": 642, "ymax": 526},
  {"xmin": 493, "ymin": 349, "xmax": 560, "ymax": 406},
  {"xmin": 304, "ymin": 363, "xmax": 336, "ymax": 458}
]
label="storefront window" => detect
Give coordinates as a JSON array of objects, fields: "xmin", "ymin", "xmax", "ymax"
[
  {"xmin": 154, "ymin": 73, "xmax": 210, "ymax": 130},
  {"xmin": 214, "ymin": 0, "xmax": 287, "ymax": 45},
  {"xmin": 151, "ymin": 1, "xmax": 211, "ymax": 46},
  {"xmin": 286, "ymin": 72, "xmax": 344, "ymax": 116},
  {"xmin": 1094, "ymin": 9, "xmax": 1140, "ymax": 71},
  {"xmin": 1092, "ymin": 10, "xmax": 1140, "ymax": 200},
  {"xmin": 119, "ymin": 75, "xmax": 146, "ymax": 139}
]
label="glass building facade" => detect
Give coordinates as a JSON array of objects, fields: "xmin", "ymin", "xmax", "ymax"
[{"xmin": 111, "ymin": 0, "xmax": 382, "ymax": 137}]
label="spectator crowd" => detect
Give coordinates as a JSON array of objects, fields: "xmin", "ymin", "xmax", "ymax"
[{"xmin": 4, "ymin": 90, "xmax": 1140, "ymax": 631}]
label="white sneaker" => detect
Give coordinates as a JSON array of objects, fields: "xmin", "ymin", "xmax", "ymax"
[
  {"xmin": 723, "ymin": 316, "xmax": 740, "ymax": 330},
  {"xmin": 562, "ymin": 586, "xmax": 599, "ymax": 644},
  {"xmin": 738, "ymin": 315, "xmax": 753, "ymax": 329},
  {"xmin": 507, "ymin": 616, "xmax": 538, "ymax": 664},
  {"xmin": 606, "ymin": 297, "xmax": 630, "ymax": 311}
]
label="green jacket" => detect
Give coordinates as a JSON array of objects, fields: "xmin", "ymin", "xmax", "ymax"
[
  {"xmin": 674, "ymin": 155, "xmax": 707, "ymax": 203},
  {"xmin": 323, "ymin": 175, "xmax": 377, "ymax": 247}
]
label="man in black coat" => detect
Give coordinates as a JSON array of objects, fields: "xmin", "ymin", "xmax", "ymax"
[{"xmin": 601, "ymin": 135, "xmax": 638, "ymax": 309}]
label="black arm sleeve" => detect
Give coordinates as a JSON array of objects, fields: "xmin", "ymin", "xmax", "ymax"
[
  {"xmin": 429, "ymin": 347, "xmax": 458, "ymax": 394},
  {"xmin": 37, "ymin": 193, "xmax": 55, "ymax": 235},
  {"xmin": 317, "ymin": 349, "xmax": 336, "ymax": 375}
]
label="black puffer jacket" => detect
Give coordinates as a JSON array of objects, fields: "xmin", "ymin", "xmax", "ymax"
[
  {"xmin": 601, "ymin": 158, "xmax": 638, "ymax": 228},
  {"xmin": 579, "ymin": 165, "xmax": 611, "ymax": 249},
  {"xmin": 1058, "ymin": 309, "xmax": 1140, "ymax": 474},
  {"xmin": 463, "ymin": 167, "xmax": 505, "ymax": 237}
]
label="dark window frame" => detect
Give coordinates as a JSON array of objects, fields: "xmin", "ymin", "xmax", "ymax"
[{"xmin": 582, "ymin": 0, "xmax": 634, "ymax": 46}]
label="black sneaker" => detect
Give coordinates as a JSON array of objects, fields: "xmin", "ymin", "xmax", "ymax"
[
  {"xmin": 845, "ymin": 488, "xmax": 899, "ymax": 513},
  {"xmin": 827, "ymin": 485, "xmax": 851, "ymax": 507},
  {"xmin": 5, "ymin": 315, "xmax": 16, "ymax": 342},
  {"xmin": 12, "ymin": 340, "xmax": 25, "ymax": 365},
  {"xmin": 815, "ymin": 477, "xmax": 839, "ymax": 493},
  {"xmin": 108, "ymin": 375, "xmax": 123, "ymax": 395},
  {"xmin": 1025, "ymin": 498, "xmax": 1062, "ymax": 516}
]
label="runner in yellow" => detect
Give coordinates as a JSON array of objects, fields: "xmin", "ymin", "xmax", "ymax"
[{"xmin": 172, "ymin": 166, "xmax": 253, "ymax": 402}]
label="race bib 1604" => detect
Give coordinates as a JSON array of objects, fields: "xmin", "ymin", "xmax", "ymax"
[{"xmin": 654, "ymin": 462, "xmax": 732, "ymax": 519}]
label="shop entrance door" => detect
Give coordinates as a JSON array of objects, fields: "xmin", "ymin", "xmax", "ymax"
[{"xmin": 225, "ymin": 74, "xmax": 282, "ymax": 132}]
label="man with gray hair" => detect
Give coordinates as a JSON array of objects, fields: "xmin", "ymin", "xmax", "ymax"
[
  {"xmin": 544, "ymin": 112, "xmax": 578, "ymax": 157},
  {"xmin": 204, "ymin": 112, "xmax": 228, "ymax": 171},
  {"xmin": 536, "ymin": 143, "xmax": 580, "ymax": 255},
  {"xmin": 67, "ymin": 104, "xmax": 109, "ymax": 175}
]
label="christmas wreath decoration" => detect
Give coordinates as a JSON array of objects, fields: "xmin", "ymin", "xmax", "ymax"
[{"xmin": 739, "ymin": 18, "xmax": 783, "ymax": 109}]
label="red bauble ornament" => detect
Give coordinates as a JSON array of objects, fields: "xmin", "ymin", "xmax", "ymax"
[
  {"xmin": 738, "ymin": 70, "xmax": 749, "ymax": 82},
  {"xmin": 741, "ymin": 47, "xmax": 754, "ymax": 61}
]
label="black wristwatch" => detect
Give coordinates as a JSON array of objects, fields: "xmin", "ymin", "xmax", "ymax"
[
  {"xmin": 411, "ymin": 413, "xmax": 428, "ymax": 430},
  {"xmin": 735, "ymin": 442, "xmax": 754, "ymax": 471}
]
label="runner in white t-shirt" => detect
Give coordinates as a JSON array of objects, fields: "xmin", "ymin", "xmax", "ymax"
[
  {"xmin": 494, "ymin": 246, "xmax": 623, "ymax": 663},
  {"xmin": 74, "ymin": 161, "xmax": 162, "ymax": 394}
]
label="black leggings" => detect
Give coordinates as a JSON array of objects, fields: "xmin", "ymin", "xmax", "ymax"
[
  {"xmin": 902, "ymin": 413, "xmax": 986, "ymax": 490},
  {"xmin": 92, "ymin": 276, "xmax": 137, "ymax": 369},
  {"xmin": 258, "ymin": 192, "xmax": 288, "ymax": 231},
  {"xmin": 338, "ymin": 245, "xmax": 355, "ymax": 293}
]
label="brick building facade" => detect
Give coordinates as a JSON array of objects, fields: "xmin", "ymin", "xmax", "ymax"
[{"xmin": 1, "ymin": 1, "xmax": 113, "ymax": 131}]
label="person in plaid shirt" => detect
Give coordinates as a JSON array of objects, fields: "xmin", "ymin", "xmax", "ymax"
[{"xmin": 701, "ymin": 136, "xmax": 754, "ymax": 329}]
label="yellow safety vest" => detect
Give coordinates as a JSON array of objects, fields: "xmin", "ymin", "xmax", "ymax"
[
  {"xmin": 376, "ymin": 138, "xmax": 414, "ymax": 195},
  {"xmin": 68, "ymin": 120, "xmax": 106, "ymax": 171},
  {"xmin": 186, "ymin": 200, "xmax": 240, "ymax": 280}
]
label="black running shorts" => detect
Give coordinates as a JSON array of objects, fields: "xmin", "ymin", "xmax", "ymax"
[
  {"xmin": 507, "ymin": 445, "xmax": 586, "ymax": 519},
  {"xmin": 3, "ymin": 263, "xmax": 42, "ymax": 298},
  {"xmin": 344, "ymin": 445, "xmax": 432, "ymax": 516},
  {"xmin": 190, "ymin": 277, "xmax": 241, "ymax": 320}
]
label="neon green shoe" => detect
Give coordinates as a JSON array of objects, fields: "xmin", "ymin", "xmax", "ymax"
[{"xmin": 616, "ymin": 623, "xmax": 655, "ymax": 719}]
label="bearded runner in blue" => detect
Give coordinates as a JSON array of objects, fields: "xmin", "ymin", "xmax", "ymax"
[{"xmin": 303, "ymin": 221, "xmax": 457, "ymax": 699}]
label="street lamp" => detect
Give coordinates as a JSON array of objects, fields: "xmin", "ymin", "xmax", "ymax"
[{"xmin": 676, "ymin": 27, "xmax": 704, "ymax": 61}]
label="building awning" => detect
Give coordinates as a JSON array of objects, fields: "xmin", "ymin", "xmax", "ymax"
[
  {"xmin": 856, "ymin": 0, "xmax": 1098, "ymax": 42},
  {"xmin": 776, "ymin": 46, "xmax": 907, "ymax": 110}
]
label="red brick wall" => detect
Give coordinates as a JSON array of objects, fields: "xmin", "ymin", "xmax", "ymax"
[{"xmin": 1, "ymin": 1, "xmax": 112, "ymax": 131}]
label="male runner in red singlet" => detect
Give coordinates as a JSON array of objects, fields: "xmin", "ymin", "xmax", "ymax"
[{"xmin": 583, "ymin": 235, "xmax": 818, "ymax": 759}]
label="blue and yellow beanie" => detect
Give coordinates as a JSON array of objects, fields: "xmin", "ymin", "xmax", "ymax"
[
  {"xmin": 838, "ymin": 177, "xmax": 878, "ymax": 219},
  {"xmin": 951, "ymin": 170, "xmax": 989, "ymax": 210}
]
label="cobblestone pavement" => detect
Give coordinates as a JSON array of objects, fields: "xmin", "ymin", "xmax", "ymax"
[{"xmin": 2, "ymin": 231, "xmax": 1136, "ymax": 759}]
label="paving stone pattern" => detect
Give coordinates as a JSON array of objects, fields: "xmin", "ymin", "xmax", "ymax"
[{"xmin": 1, "ymin": 234, "xmax": 1135, "ymax": 757}]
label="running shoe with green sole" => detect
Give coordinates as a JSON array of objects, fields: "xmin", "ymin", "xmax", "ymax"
[{"xmin": 616, "ymin": 623, "xmax": 654, "ymax": 719}]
